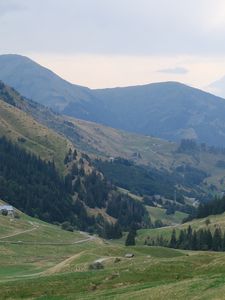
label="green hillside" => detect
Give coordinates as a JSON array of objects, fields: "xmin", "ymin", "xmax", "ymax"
[
  {"xmin": 1, "ymin": 78, "xmax": 224, "ymax": 201},
  {"xmin": 0, "ymin": 84, "xmax": 151, "ymax": 237},
  {"xmin": 0, "ymin": 98, "xmax": 71, "ymax": 172},
  {"xmin": 146, "ymin": 206, "xmax": 188, "ymax": 225},
  {"xmin": 137, "ymin": 211, "xmax": 225, "ymax": 245},
  {"xmin": 1, "ymin": 208, "xmax": 225, "ymax": 299}
]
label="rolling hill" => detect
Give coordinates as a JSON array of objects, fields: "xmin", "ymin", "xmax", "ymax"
[
  {"xmin": 1, "ymin": 54, "xmax": 225, "ymax": 146},
  {"xmin": 1, "ymin": 204, "xmax": 225, "ymax": 300},
  {"xmin": 2, "ymin": 79, "xmax": 225, "ymax": 201},
  {"xmin": 0, "ymin": 81, "xmax": 153, "ymax": 236}
]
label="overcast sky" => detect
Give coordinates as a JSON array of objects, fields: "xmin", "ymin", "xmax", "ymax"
[{"xmin": 1, "ymin": 0, "xmax": 225, "ymax": 90}]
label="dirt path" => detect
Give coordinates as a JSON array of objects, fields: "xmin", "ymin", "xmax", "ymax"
[
  {"xmin": 0, "ymin": 226, "xmax": 38, "ymax": 240},
  {"xmin": 42, "ymin": 251, "xmax": 86, "ymax": 275}
]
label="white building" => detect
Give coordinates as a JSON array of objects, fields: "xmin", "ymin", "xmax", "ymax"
[{"xmin": 0, "ymin": 205, "xmax": 14, "ymax": 215}]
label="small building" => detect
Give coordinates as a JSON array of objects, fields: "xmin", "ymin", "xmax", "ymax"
[{"xmin": 0, "ymin": 205, "xmax": 14, "ymax": 215}]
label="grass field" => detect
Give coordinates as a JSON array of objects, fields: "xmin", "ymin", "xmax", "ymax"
[
  {"xmin": 1, "ymin": 242, "xmax": 225, "ymax": 299},
  {"xmin": 1, "ymin": 209, "xmax": 225, "ymax": 299}
]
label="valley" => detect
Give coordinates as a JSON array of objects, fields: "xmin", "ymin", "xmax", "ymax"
[{"xmin": 1, "ymin": 56, "xmax": 225, "ymax": 299}]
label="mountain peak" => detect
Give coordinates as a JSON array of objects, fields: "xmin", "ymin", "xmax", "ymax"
[{"xmin": 1, "ymin": 54, "xmax": 225, "ymax": 146}]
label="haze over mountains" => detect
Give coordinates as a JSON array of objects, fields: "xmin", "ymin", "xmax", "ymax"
[
  {"xmin": 209, "ymin": 76, "xmax": 225, "ymax": 99},
  {"xmin": 1, "ymin": 54, "xmax": 225, "ymax": 146}
]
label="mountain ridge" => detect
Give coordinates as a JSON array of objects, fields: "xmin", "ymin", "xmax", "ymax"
[{"xmin": 1, "ymin": 54, "xmax": 225, "ymax": 146}]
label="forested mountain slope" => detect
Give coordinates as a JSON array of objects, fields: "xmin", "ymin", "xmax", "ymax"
[
  {"xmin": 2, "ymin": 80, "xmax": 225, "ymax": 202},
  {"xmin": 0, "ymin": 82, "xmax": 151, "ymax": 237}
]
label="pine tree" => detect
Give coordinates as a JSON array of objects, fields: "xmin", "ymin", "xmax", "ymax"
[
  {"xmin": 222, "ymin": 232, "xmax": 225, "ymax": 251},
  {"xmin": 191, "ymin": 230, "xmax": 198, "ymax": 250},
  {"xmin": 212, "ymin": 227, "xmax": 222, "ymax": 251},
  {"xmin": 125, "ymin": 229, "xmax": 136, "ymax": 246},
  {"xmin": 177, "ymin": 230, "xmax": 186, "ymax": 249},
  {"xmin": 169, "ymin": 229, "xmax": 177, "ymax": 248},
  {"xmin": 206, "ymin": 229, "xmax": 213, "ymax": 250}
]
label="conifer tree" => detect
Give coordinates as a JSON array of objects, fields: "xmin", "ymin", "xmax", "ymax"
[
  {"xmin": 213, "ymin": 228, "xmax": 222, "ymax": 251},
  {"xmin": 169, "ymin": 229, "xmax": 177, "ymax": 248},
  {"xmin": 125, "ymin": 229, "xmax": 136, "ymax": 246}
]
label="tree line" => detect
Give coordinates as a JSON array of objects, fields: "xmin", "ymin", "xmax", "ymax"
[
  {"xmin": 197, "ymin": 196, "xmax": 225, "ymax": 219},
  {"xmin": 145, "ymin": 225, "xmax": 225, "ymax": 252}
]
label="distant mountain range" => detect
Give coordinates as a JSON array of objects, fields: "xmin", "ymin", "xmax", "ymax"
[
  {"xmin": 209, "ymin": 76, "xmax": 225, "ymax": 99},
  {"xmin": 1, "ymin": 54, "xmax": 225, "ymax": 146}
]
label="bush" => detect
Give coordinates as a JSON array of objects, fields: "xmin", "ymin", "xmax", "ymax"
[
  {"xmin": 61, "ymin": 221, "xmax": 74, "ymax": 232},
  {"xmin": 88, "ymin": 262, "xmax": 104, "ymax": 270},
  {"xmin": 1, "ymin": 209, "xmax": 8, "ymax": 216}
]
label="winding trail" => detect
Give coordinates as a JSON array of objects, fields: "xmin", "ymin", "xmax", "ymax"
[{"xmin": 0, "ymin": 226, "xmax": 38, "ymax": 240}]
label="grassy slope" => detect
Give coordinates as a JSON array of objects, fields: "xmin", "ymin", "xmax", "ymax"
[
  {"xmin": 0, "ymin": 208, "xmax": 86, "ymax": 280},
  {"xmin": 137, "ymin": 212, "xmax": 225, "ymax": 244},
  {"xmin": 118, "ymin": 188, "xmax": 188, "ymax": 225},
  {"xmin": 67, "ymin": 117, "xmax": 225, "ymax": 193},
  {"xmin": 3, "ymin": 82, "xmax": 225, "ymax": 195},
  {"xmin": 1, "ymin": 234, "xmax": 225, "ymax": 299},
  {"xmin": 2, "ymin": 207, "xmax": 225, "ymax": 299},
  {"xmin": 67, "ymin": 117, "xmax": 175, "ymax": 167},
  {"xmin": 0, "ymin": 99, "xmax": 71, "ymax": 171},
  {"xmin": 146, "ymin": 205, "xmax": 188, "ymax": 225}
]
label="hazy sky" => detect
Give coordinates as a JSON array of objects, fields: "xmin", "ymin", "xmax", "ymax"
[{"xmin": 1, "ymin": 0, "xmax": 225, "ymax": 90}]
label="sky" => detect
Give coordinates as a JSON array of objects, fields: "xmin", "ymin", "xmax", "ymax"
[{"xmin": 1, "ymin": 0, "xmax": 225, "ymax": 92}]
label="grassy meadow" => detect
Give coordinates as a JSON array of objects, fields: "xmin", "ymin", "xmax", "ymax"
[{"xmin": 1, "ymin": 210, "xmax": 225, "ymax": 299}]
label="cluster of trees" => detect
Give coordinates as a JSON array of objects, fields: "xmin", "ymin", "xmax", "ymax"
[
  {"xmin": 97, "ymin": 217, "xmax": 122, "ymax": 239},
  {"xmin": 143, "ymin": 195, "xmax": 196, "ymax": 217},
  {"xmin": 106, "ymin": 194, "xmax": 151, "ymax": 231},
  {"xmin": 0, "ymin": 136, "xmax": 74, "ymax": 223},
  {"xmin": 177, "ymin": 139, "xmax": 198, "ymax": 153},
  {"xmin": 95, "ymin": 158, "xmax": 179, "ymax": 200},
  {"xmin": 0, "ymin": 137, "xmax": 151, "ymax": 239},
  {"xmin": 0, "ymin": 81, "xmax": 16, "ymax": 106},
  {"xmin": 125, "ymin": 227, "xmax": 137, "ymax": 246},
  {"xmin": 95, "ymin": 157, "xmax": 207, "ymax": 203},
  {"xmin": 64, "ymin": 148, "xmax": 77, "ymax": 164},
  {"xmin": 82, "ymin": 172, "xmax": 109, "ymax": 208},
  {"xmin": 175, "ymin": 164, "xmax": 207, "ymax": 187},
  {"xmin": 197, "ymin": 196, "xmax": 225, "ymax": 219},
  {"xmin": 63, "ymin": 152, "xmax": 152, "ymax": 237},
  {"xmin": 145, "ymin": 225, "xmax": 225, "ymax": 252},
  {"xmin": 178, "ymin": 139, "xmax": 225, "ymax": 156}
]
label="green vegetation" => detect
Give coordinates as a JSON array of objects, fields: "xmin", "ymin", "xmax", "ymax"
[
  {"xmin": 125, "ymin": 228, "xmax": 137, "ymax": 246},
  {"xmin": 95, "ymin": 158, "xmax": 206, "ymax": 208},
  {"xmin": 146, "ymin": 206, "xmax": 188, "ymax": 226},
  {"xmin": 197, "ymin": 195, "xmax": 225, "ymax": 219},
  {"xmin": 0, "ymin": 136, "xmax": 151, "ymax": 238},
  {"xmin": 95, "ymin": 158, "xmax": 177, "ymax": 198},
  {"xmin": 2, "ymin": 80, "xmax": 225, "ymax": 201},
  {"xmin": 145, "ymin": 225, "xmax": 225, "ymax": 252},
  {"xmin": 1, "ymin": 227, "xmax": 225, "ymax": 299},
  {"xmin": 0, "ymin": 96, "xmax": 70, "ymax": 172},
  {"xmin": 3, "ymin": 63, "xmax": 225, "ymax": 299},
  {"xmin": 0, "ymin": 136, "xmax": 74, "ymax": 224}
]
